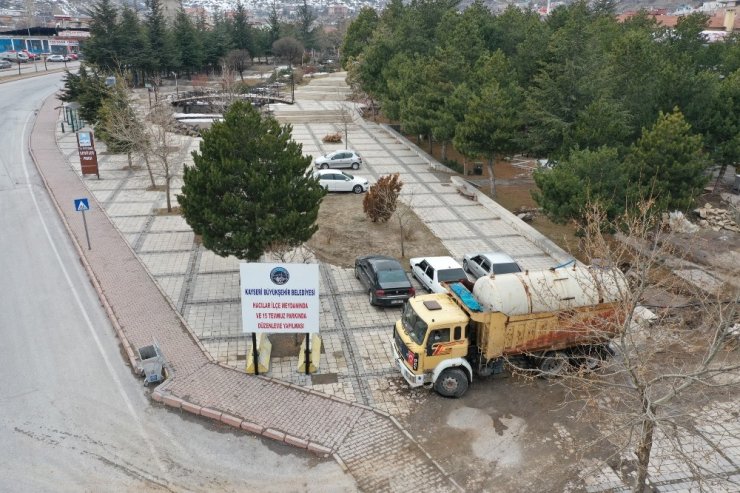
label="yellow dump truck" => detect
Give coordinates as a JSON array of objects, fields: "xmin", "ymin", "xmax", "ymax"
[{"xmin": 392, "ymin": 265, "xmax": 628, "ymax": 397}]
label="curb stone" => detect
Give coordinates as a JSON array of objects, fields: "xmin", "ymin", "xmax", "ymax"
[{"xmin": 27, "ymin": 102, "xmax": 141, "ymax": 374}]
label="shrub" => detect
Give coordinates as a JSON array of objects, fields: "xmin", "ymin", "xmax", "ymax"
[
  {"xmin": 363, "ymin": 173, "xmax": 403, "ymax": 223},
  {"xmin": 442, "ymin": 158, "xmax": 464, "ymax": 174},
  {"xmin": 322, "ymin": 132, "xmax": 342, "ymax": 143}
]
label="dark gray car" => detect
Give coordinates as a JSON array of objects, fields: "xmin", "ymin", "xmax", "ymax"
[{"xmin": 355, "ymin": 255, "xmax": 415, "ymax": 307}]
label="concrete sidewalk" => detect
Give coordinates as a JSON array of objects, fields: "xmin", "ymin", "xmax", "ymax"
[{"xmin": 30, "ymin": 94, "xmax": 460, "ymax": 492}]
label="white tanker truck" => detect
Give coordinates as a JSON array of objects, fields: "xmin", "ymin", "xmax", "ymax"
[{"xmin": 392, "ymin": 264, "xmax": 628, "ymax": 397}]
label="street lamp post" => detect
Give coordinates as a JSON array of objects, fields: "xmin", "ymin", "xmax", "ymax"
[{"xmin": 171, "ymin": 72, "xmax": 179, "ymax": 99}]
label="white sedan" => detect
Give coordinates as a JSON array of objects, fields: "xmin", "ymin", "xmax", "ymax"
[
  {"xmin": 47, "ymin": 54, "xmax": 70, "ymax": 62},
  {"xmin": 314, "ymin": 170, "xmax": 368, "ymax": 193},
  {"xmin": 409, "ymin": 256, "xmax": 468, "ymax": 293}
]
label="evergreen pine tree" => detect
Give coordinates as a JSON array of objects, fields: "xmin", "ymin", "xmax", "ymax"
[
  {"xmin": 85, "ymin": 0, "xmax": 120, "ymax": 70},
  {"xmin": 174, "ymin": 9, "xmax": 204, "ymax": 75},
  {"xmin": 178, "ymin": 101, "xmax": 325, "ymax": 261},
  {"xmin": 623, "ymin": 109, "xmax": 707, "ymax": 212},
  {"xmin": 232, "ymin": 1, "xmax": 253, "ymax": 53}
]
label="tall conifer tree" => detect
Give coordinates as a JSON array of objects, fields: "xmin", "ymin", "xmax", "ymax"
[{"xmin": 178, "ymin": 102, "xmax": 325, "ymax": 261}]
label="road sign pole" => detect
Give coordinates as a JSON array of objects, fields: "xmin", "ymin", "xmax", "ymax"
[
  {"xmin": 252, "ymin": 332, "xmax": 259, "ymax": 376},
  {"xmin": 305, "ymin": 334, "xmax": 310, "ymax": 375},
  {"xmin": 81, "ymin": 209, "xmax": 91, "ymax": 250}
]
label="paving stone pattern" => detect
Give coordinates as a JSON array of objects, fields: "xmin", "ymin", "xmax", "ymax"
[
  {"xmin": 31, "ymin": 72, "xmax": 740, "ymax": 492},
  {"xmin": 31, "ymin": 92, "xmax": 458, "ymax": 492}
]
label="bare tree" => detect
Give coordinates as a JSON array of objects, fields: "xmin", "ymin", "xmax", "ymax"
[
  {"xmin": 272, "ymin": 37, "xmax": 304, "ymax": 68},
  {"xmin": 224, "ymin": 49, "xmax": 251, "ymax": 81},
  {"xmin": 98, "ymin": 81, "xmax": 156, "ymax": 188},
  {"xmin": 393, "ymin": 189, "xmax": 417, "ymax": 259},
  {"xmin": 147, "ymin": 103, "xmax": 181, "ymax": 213},
  {"xmin": 334, "ymin": 100, "xmax": 355, "ymax": 150},
  {"xmin": 513, "ymin": 201, "xmax": 740, "ymax": 492},
  {"xmin": 213, "ymin": 62, "xmax": 242, "ymax": 115},
  {"xmin": 265, "ymin": 241, "xmax": 314, "ymax": 264}
]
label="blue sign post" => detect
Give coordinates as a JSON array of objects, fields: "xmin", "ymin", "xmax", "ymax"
[{"xmin": 74, "ymin": 198, "xmax": 92, "ymax": 250}]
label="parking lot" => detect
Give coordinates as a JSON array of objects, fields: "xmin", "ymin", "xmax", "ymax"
[
  {"xmin": 57, "ymin": 73, "xmax": 569, "ymax": 418},
  {"xmin": 51, "ymin": 72, "xmax": 740, "ymax": 492}
]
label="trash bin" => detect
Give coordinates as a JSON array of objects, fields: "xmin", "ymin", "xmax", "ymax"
[
  {"xmin": 734, "ymin": 174, "xmax": 740, "ymax": 194},
  {"xmin": 473, "ymin": 163, "xmax": 483, "ymax": 175},
  {"xmin": 137, "ymin": 344, "xmax": 165, "ymax": 386}
]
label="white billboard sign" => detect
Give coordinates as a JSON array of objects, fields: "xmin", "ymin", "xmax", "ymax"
[{"xmin": 240, "ymin": 263, "xmax": 320, "ymax": 334}]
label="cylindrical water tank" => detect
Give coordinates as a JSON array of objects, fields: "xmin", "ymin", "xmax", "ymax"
[{"xmin": 472, "ymin": 265, "xmax": 627, "ymax": 316}]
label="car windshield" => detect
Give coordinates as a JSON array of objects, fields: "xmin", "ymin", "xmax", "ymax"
[
  {"xmin": 401, "ymin": 303, "xmax": 428, "ymax": 345},
  {"xmin": 377, "ymin": 270, "xmax": 407, "ymax": 283},
  {"xmin": 492, "ymin": 263, "xmax": 522, "ymax": 275},
  {"xmin": 438, "ymin": 268, "xmax": 466, "ymax": 282}
]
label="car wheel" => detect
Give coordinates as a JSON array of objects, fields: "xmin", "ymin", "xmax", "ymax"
[
  {"xmin": 320, "ymin": 163, "xmax": 329, "ymax": 169},
  {"xmin": 352, "ymin": 185, "xmax": 363, "ymax": 194},
  {"xmin": 354, "ymin": 266, "xmax": 360, "ymax": 279},
  {"xmin": 368, "ymin": 290, "xmax": 375, "ymax": 306},
  {"xmin": 463, "ymin": 260, "xmax": 469, "ymax": 273},
  {"xmin": 351, "ymin": 162, "xmax": 360, "ymax": 170}
]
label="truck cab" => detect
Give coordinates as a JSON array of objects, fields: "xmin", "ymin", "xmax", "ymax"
[{"xmin": 393, "ymin": 293, "xmax": 473, "ymax": 397}]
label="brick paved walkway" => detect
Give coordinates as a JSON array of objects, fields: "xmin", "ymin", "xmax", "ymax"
[{"xmin": 30, "ymin": 95, "xmax": 460, "ymax": 492}]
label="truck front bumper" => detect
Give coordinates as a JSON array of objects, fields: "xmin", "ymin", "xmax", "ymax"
[{"xmin": 392, "ymin": 340, "xmax": 425, "ymax": 388}]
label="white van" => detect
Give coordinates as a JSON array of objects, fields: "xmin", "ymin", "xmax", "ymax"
[{"xmin": 0, "ymin": 52, "xmax": 29, "ymax": 62}]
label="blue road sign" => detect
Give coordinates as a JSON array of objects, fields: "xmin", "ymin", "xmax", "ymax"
[{"xmin": 74, "ymin": 198, "xmax": 89, "ymax": 211}]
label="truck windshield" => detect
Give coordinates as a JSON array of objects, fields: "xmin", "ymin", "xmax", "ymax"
[{"xmin": 401, "ymin": 303, "xmax": 428, "ymax": 345}]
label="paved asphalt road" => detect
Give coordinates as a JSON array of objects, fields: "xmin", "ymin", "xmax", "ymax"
[{"xmin": 0, "ymin": 73, "xmax": 355, "ymax": 491}]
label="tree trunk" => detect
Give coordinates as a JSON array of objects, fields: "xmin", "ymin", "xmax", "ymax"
[
  {"xmin": 713, "ymin": 163, "xmax": 728, "ymax": 192},
  {"xmin": 165, "ymin": 171, "xmax": 172, "ymax": 212},
  {"xmin": 634, "ymin": 406, "xmax": 656, "ymax": 492},
  {"xmin": 487, "ymin": 157, "xmax": 496, "ymax": 197},
  {"xmin": 143, "ymin": 154, "xmax": 156, "ymax": 188},
  {"xmin": 428, "ymin": 134, "xmax": 433, "ymax": 154},
  {"xmin": 398, "ymin": 213, "xmax": 405, "ymax": 258},
  {"xmin": 441, "ymin": 141, "xmax": 447, "ymax": 162},
  {"xmin": 127, "ymin": 151, "xmax": 133, "ymax": 170}
]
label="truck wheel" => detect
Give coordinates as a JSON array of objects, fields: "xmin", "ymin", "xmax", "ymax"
[
  {"xmin": 572, "ymin": 345, "xmax": 610, "ymax": 371},
  {"xmin": 538, "ymin": 351, "xmax": 569, "ymax": 377},
  {"xmin": 434, "ymin": 368, "xmax": 469, "ymax": 398}
]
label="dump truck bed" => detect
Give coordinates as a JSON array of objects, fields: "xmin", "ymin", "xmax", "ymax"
[{"xmin": 448, "ymin": 281, "xmax": 621, "ymax": 360}]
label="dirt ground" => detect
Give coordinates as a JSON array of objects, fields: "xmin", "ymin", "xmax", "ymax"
[{"xmin": 307, "ymin": 194, "xmax": 451, "ymax": 267}]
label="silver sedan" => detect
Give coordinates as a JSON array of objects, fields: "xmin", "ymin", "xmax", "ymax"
[{"xmin": 462, "ymin": 252, "xmax": 522, "ymax": 280}]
